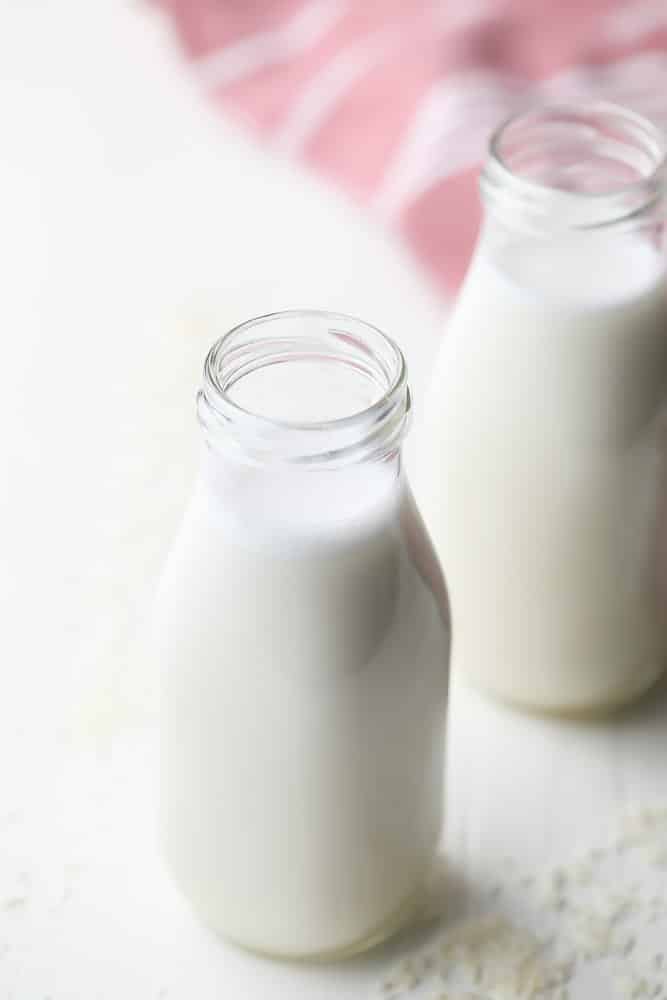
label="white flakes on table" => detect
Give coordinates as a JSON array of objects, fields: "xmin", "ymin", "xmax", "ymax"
[
  {"xmin": 374, "ymin": 802, "xmax": 667, "ymax": 1000},
  {"xmin": 0, "ymin": 866, "xmax": 32, "ymax": 914},
  {"xmin": 607, "ymin": 897, "xmax": 635, "ymax": 926},
  {"xmin": 381, "ymin": 956, "xmax": 422, "ymax": 994},
  {"xmin": 1, "ymin": 896, "xmax": 27, "ymax": 912},
  {"xmin": 648, "ymin": 847, "xmax": 667, "ymax": 869},
  {"xmin": 0, "ymin": 811, "xmax": 21, "ymax": 831},
  {"xmin": 379, "ymin": 915, "xmax": 571, "ymax": 999},
  {"xmin": 623, "ymin": 936, "xmax": 637, "ymax": 957},
  {"xmin": 571, "ymin": 863, "xmax": 594, "ymax": 887}
]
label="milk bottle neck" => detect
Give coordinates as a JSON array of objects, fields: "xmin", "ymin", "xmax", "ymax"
[
  {"xmin": 479, "ymin": 102, "xmax": 667, "ymax": 239},
  {"xmin": 196, "ymin": 310, "xmax": 411, "ymax": 471}
]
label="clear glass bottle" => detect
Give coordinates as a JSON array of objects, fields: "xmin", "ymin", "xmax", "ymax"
[
  {"xmin": 152, "ymin": 310, "xmax": 450, "ymax": 960},
  {"xmin": 419, "ymin": 103, "xmax": 667, "ymax": 715}
]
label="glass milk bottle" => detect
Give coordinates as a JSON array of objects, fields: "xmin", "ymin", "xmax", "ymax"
[
  {"xmin": 419, "ymin": 103, "xmax": 667, "ymax": 715},
  {"xmin": 152, "ymin": 310, "xmax": 450, "ymax": 960}
]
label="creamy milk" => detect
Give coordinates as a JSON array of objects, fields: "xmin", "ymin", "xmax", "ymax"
[
  {"xmin": 419, "ymin": 236, "xmax": 667, "ymax": 712},
  {"xmin": 154, "ymin": 457, "xmax": 449, "ymax": 957}
]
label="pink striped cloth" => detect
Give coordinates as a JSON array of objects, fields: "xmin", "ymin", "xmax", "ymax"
[{"xmin": 155, "ymin": 0, "xmax": 667, "ymax": 292}]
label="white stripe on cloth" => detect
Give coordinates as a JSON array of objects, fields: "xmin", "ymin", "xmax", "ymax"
[
  {"xmin": 194, "ymin": 0, "xmax": 346, "ymax": 92},
  {"xmin": 602, "ymin": 0, "xmax": 667, "ymax": 46},
  {"xmin": 541, "ymin": 51, "xmax": 667, "ymax": 125},
  {"xmin": 274, "ymin": 9, "xmax": 454, "ymax": 156},
  {"xmin": 274, "ymin": 27, "xmax": 399, "ymax": 155},
  {"xmin": 374, "ymin": 52, "xmax": 667, "ymax": 223},
  {"xmin": 373, "ymin": 71, "xmax": 524, "ymax": 221}
]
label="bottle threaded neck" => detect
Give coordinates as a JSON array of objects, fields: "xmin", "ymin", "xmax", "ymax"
[
  {"xmin": 198, "ymin": 310, "xmax": 411, "ymax": 467},
  {"xmin": 480, "ymin": 102, "xmax": 667, "ymax": 232}
]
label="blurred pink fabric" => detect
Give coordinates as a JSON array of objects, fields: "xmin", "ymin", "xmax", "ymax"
[{"xmin": 155, "ymin": 0, "xmax": 667, "ymax": 292}]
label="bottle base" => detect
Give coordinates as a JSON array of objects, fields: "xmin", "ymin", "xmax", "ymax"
[
  {"xmin": 459, "ymin": 660, "xmax": 666, "ymax": 719},
  {"xmin": 195, "ymin": 881, "xmax": 427, "ymax": 964}
]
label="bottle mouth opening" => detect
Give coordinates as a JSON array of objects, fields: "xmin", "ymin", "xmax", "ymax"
[
  {"xmin": 198, "ymin": 310, "xmax": 410, "ymax": 466},
  {"xmin": 481, "ymin": 102, "xmax": 667, "ymax": 231}
]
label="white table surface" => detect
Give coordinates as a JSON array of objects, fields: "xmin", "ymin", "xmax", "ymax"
[{"xmin": 1, "ymin": 3, "xmax": 667, "ymax": 998}]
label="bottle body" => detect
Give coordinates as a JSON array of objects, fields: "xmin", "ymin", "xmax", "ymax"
[
  {"xmin": 154, "ymin": 311, "xmax": 450, "ymax": 958},
  {"xmin": 422, "ymin": 234, "xmax": 667, "ymax": 713},
  {"xmin": 418, "ymin": 106, "xmax": 667, "ymax": 714}
]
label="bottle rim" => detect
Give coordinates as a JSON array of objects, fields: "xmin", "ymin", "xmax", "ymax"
[
  {"xmin": 480, "ymin": 101, "xmax": 667, "ymax": 232},
  {"xmin": 197, "ymin": 309, "xmax": 411, "ymax": 467}
]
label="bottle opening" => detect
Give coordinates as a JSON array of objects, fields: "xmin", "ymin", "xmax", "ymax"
[
  {"xmin": 481, "ymin": 102, "xmax": 667, "ymax": 230},
  {"xmin": 198, "ymin": 310, "xmax": 410, "ymax": 466}
]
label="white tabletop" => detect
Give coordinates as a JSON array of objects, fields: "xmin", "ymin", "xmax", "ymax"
[{"xmin": 1, "ymin": 4, "xmax": 667, "ymax": 999}]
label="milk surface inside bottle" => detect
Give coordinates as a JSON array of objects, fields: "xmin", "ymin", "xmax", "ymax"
[
  {"xmin": 152, "ymin": 310, "xmax": 450, "ymax": 960},
  {"xmin": 418, "ymin": 103, "xmax": 667, "ymax": 714}
]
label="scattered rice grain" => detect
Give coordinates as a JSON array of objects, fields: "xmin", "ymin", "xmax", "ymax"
[{"xmin": 2, "ymin": 896, "xmax": 27, "ymax": 911}]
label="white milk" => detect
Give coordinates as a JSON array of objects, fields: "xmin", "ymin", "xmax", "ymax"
[
  {"xmin": 419, "ymin": 236, "xmax": 667, "ymax": 712},
  {"xmin": 154, "ymin": 457, "xmax": 449, "ymax": 958}
]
